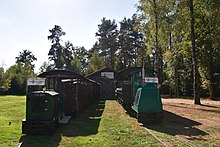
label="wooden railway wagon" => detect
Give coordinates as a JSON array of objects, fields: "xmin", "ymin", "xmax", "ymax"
[
  {"xmin": 115, "ymin": 67, "xmax": 163, "ymax": 124},
  {"xmin": 115, "ymin": 67, "xmax": 143, "ymax": 110},
  {"xmin": 22, "ymin": 70, "xmax": 99, "ymax": 134},
  {"xmin": 38, "ymin": 70, "xmax": 100, "ymax": 116},
  {"xmin": 61, "ymin": 80, "xmax": 100, "ymax": 114},
  {"xmin": 86, "ymin": 67, "xmax": 116, "ymax": 99}
]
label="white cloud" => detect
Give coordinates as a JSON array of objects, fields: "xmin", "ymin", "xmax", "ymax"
[{"xmin": 0, "ymin": 15, "xmax": 12, "ymax": 26}]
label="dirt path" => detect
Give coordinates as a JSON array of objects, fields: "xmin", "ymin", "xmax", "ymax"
[{"xmin": 159, "ymin": 98, "xmax": 220, "ymax": 146}]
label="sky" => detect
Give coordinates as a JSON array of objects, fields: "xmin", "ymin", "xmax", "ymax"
[{"xmin": 0, "ymin": 0, "xmax": 137, "ymax": 72}]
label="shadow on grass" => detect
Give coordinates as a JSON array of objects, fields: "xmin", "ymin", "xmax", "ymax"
[
  {"xmin": 142, "ymin": 110, "xmax": 208, "ymax": 137},
  {"xmin": 60, "ymin": 100, "xmax": 105, "ymax": 137},
  {"xmin": 19, "ymin": 134, "xmax": 61, "ymax": 147},
  {"xmin": 19, "ymin": 100, "xmax": 105, "ymax": 147}
]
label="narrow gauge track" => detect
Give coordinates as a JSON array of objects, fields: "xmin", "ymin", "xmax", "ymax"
[
  {"xmin": 144, "ymin": 126, "xmax": 170, "ymax": 147},
  {"xmin": 175, "ymin": 135, "xmax": 197, "ymax": 147},
  {"xmin": 143, "ymin": 124, "xmax": 197, "ymax": 147}
]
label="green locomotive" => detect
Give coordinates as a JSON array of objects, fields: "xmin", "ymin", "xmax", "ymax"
[
  {"xmin": 131, "ymin": 69, "xmax": 163, "ymax": 123},
  {"xmin": 22, "ymin": 70, "xmax": 100, "ymax": 134},
  {"xmin": 22, "ymin": 78, "xmax": 64, "ymax": 134},
  {"xmin": 116, "ymin": 67, "xmax": 163, "ymax": 124}
]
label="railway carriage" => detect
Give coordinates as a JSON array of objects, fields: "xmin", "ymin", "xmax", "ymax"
[
  {"xmin": 22, "ymin": 70, "xmax": 100, "ymax": 134},
  {"xmin": 22, "ymin": 67, "xmax": 162, "ymax": 134},
  {"xmin": 37, "ymin": 70, "xmax": 100, "ymax": 115}
]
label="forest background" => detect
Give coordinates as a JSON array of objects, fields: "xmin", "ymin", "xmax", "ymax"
[{"xmin": 0, "ymin": 0, "xmax": 219, "ymax": 103}]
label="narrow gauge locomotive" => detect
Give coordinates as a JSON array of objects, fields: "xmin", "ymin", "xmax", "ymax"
[
  {"xmin": 22, "ymin": 78, "xmax": 63, "ymax": 134},
  {"xmin": 22, "ymin": 70, "xmax": 100, "ymax": 134},
  {"xmin": 116, "ymin": 67, "xmax": 163, "ymax": 123}
]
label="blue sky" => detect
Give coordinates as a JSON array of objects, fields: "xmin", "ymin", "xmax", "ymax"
[{"xmin": 0, "ymin": 0, "xmax": 137, "ymax": 72}]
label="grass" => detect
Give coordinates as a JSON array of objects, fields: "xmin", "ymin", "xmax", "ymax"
[
  {"xmin": 1, "ymin": 95, "xmax": 220, "ymax": 146},
  {"xmin": 0, "ymin": 95, "xmax": 25, "ymax": 147},
  {"xmin": 21, "ymin": 100, "xmax": 162, "ymax": 147}
]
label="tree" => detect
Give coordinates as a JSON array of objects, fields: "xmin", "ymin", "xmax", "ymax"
[
  {"xmin": 72, "ymin": 46, "xmax": 88, "ymax": 74},
  {"xmin": 48, "ymin": 25, "xmax": 66, "ymax": 69},
  {"xmin": 153, "ymin": 0, "xmax": 184, "ymax": 97},
  {"xmin": 195, "ymin": 0, "xmax": 220, "ymax": 99},
  {"xmin": 89, "ymin": 41, "xmax": 101, "ymax": 59},
  {"xmin": 6, "ymin": 50, "xmax": 37, "ymax": 94},
  {"xmin": 88, "ymin": 50, "xmax": 105, "ymax": 73},
  {"xmin": 117, "ymin": 15, "xmax": 146, "ymax": 69},
  {"xmin": 165, "ymin": 0, "xmax": 197, "ymax": 98},
  {"xmin": 95, "ymin": 18, "xmax": 118, "ymax": 68},
  {"xmin": 6, "ymin": 63, "xmax": 36, "ymax": 95},
  {"xmin": 63, "ymin": 41, "xmax": 74, "ymax": 70},
  {"xmin": 189, "ymin": 0, "xmax": 200, "ymax": 104},
  {"xmin": 0, "ymin": 67, "xmax": 10, "ymax": 94},
  {"xmin": 137, "ymin": 0, "xmax": 170, "ymax": 84},
  {"xmin": 15, "ymin": 49, "xmax": 37, "ymax": 70},
  {"xmin": 39, "ymin": 61, "xmax": 54, "ymax": 73},
  {"xmin": 152, "ymin": 0, "xmax": 163, "ymax": 83},
  {"xmin": 118, "ymin": 17, "xmax": 133, "ymax": 68},
  {"xmin": 136, "ymin": 0, "xmax": 220, "ymax": 99},
  {"xmin": 71, "ymin": 58, "xmax": 82, "ymax": 74}
]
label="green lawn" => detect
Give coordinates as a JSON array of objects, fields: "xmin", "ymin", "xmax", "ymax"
[
  {"xmin": 0, "ymin": 95, "xmax": 25, "ymax": 146},
  {"xmin": 1, "ymin": 95, "xmax": 219, "ymax": 146},
  {"xmin": 20, "ymin": 100, "xmax": 161, "ymax": 147},
  {"xmin": 0, "ymin": 95, "xmax": 162, "ymax": 147}
]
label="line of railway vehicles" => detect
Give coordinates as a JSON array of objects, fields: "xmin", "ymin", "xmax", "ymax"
[
  {"xmin": 22, "ymin": 70, "xmax": 100, "ymax": 134},
  {"xmin": 116, "ymin": 67, "xmax": 163, "ymax": 123}
]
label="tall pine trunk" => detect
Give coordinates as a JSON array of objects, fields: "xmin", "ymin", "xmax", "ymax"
[
  {"xmin": 208, "ymin": 63, "xmax": 214, "ymax": 99},
  {"xmin": 189, "ymin": 0, "xmax": 201, "ymax": 105},
  {"xmin": 153, "ymin": 0, "xmax": 162, "ymax": 84},
  {"xmin": 170, "ymin": 31, "xmax": 179, "ymax": 97},
  {"xmin": 209, "ymin": 79, "xmax": 213, "ymax": 99}
]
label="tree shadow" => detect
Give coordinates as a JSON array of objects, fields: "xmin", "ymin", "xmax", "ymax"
[
  {"xmin": 208, "ymin": 98, "xmax": 220, "ymax": 101},
  {"xmin": 142, "ymin": 110, "xmax": 208, "ymax": 138},
  {"xmin": 60, "ymin": 100, "xmax": 105, "ymax": 137},
  {"xmin": 19, "ymin": 134, "xmax": 61, "ymax": 147},
  {"xmin": 18, "ymin": 100, "xmax": 105, "ymax": 147},
  {"xmin": 200, "ymin": 104, "xmax": 220, "ymax": 109},
  {"xmin": 165, "ymin": 104, "xmax": 220, "ymax": 113}
]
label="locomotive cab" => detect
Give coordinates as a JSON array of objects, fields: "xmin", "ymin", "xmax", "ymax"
[
  {"xmin": 131, "ymin": 70, "xmax": 163, "ymax": 124},
  {"xmin": 22, "ymin": 78, "xmax": 64, "ymax": 134}
]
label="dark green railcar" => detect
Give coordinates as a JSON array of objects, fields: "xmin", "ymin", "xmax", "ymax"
[
  {"xmin": 116, "ymin": 67, "xmax": 163, "ymax": 124},
  {"xmin": 131, "ymin": 70, "xmax": 163, "ymax": 123},
  {"xmin": 22, "ymin": 90, "xmax": 63, "ymax": 134},
  {"xmin": 22, "ymin": 77, "xmax": 64, "ymax": 134}
]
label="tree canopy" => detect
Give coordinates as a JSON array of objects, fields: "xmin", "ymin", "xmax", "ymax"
[
  {"xmin": 15, "ymin": 49, "xmax": 37, "ymax": 70},
  {"xmin": 2, "ymin": 1, "xmax": 220, "ymax": 100}
]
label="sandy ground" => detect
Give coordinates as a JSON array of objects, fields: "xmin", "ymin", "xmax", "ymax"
[{"xmin": 161, "ymin": 98, "xmax": 220, "ymax": 142}]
